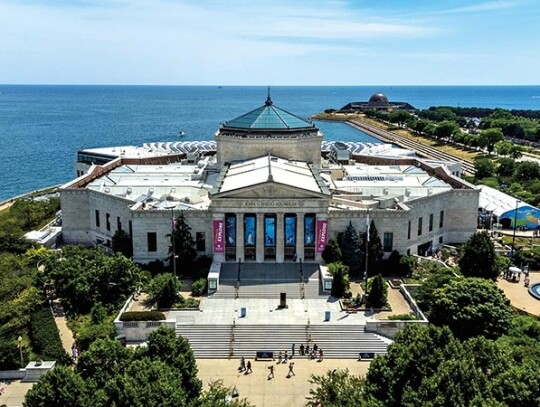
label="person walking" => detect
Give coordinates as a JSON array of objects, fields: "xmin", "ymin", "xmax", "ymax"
[
  {"xmin": 291, "ymin": 343, "xmax": 295, "ymax": 357},
  {"xmin": 268, "ymin": 364, "xmax": 274, "ymax": 380},
  {"xmin": 246, "ymin": 360, "xmax": 252, "ymax": 374},
  {"xmin": 283, "ymin": 350, "xmax": 288, "ymax": 363},
  {"xmin": 319, "ymin": 349, "xmax": 324, "ymax": 361},
  {"xmin": 239, "ymin": 357, "xmax": 246, "ymax": 372},
  {"xmin": 299, "ymin": 343, "xmax": 305, "ymax": 356},
  {"xmin": 287, "ymin": 361, "xmax": 295, "ymax": 377}
]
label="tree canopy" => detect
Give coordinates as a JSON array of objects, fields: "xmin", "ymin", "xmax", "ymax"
[
  {"xmin": 458, "ymin": 232, "xmax": 498, "ymax": 279},
  {"xmin": 340, "ymin": 222, "xmax": 362, "ymax": 276}
]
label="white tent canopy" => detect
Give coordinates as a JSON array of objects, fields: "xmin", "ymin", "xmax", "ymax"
[{"xmin": 477, "ymin": 185, "xmax": 523, "ymax": 217}]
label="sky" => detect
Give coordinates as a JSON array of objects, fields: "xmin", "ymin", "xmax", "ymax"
[{"xmin": 0, "ymin": 0, "xmax": 538, "ymax": 85}]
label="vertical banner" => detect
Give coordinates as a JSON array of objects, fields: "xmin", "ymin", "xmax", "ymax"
[
  {"xmin": 285, "ymin": 215, "xmax": 296, "ymax": 247},
  {"xmin": 213, "ymin": 220, "xmax": 225, "ymax": 253},
  {"xmin": 245, "ymin": 216, "xmax": 256, "ymax": 246},
  {"xmin": 265, "ymin": 217, "xmax": 276, "ymax": 247},
  {"xmin": 304, "ymin": 216, "xmax": 315, "ymax": 246},
  {"xmin": 316, "ymin": 219, "xmax": 329, "ymax": 253},
  {"xmin": 226, "ymin": 215, "xmax": 236, "ymax": 246}
]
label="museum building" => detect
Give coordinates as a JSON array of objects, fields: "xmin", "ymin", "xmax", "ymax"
[{"xmin": 60, "ymin": 95, "xmax": 479, "ymax": 265}]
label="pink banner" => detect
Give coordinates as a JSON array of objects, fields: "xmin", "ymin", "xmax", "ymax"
[
  {"xmin": 316, "ymin": 219, "xmax": 329, "ymax": 253},
  {"xmin": 213, "ymin": 220, "xmax": 225, "ymax": 253}
]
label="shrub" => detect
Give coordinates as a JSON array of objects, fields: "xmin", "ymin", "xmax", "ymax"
[
  {"xmin": 191, "ymin": 278, "xmax": 206, "ymax": 296},
  {"xmin": 387, "ymin": 314, "xmax": 420, "ymax": 321},
  {"xmin": 29, "ymin": 306, "xmax": 70, "ymax": 364},
  {"xmin": 146, "ymin": 273, "xmax": 183, "ymax": 309},
  {"xmin": 119, "ymin": 311, "xmax": 166, "ymax": 321},
  {"xmin": 367, "ymin": 274, "xmax": 388, "ymax": 308}
]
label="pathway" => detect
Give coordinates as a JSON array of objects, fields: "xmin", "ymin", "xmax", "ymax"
[{"xmin": 51, "ymin": 300, "xmax": 75, "ymax": 354}]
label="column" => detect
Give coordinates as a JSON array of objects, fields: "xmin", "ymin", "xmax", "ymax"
[
  {"xmin": 256, "ymin": 213, "xmax": 264, "ymax": 263},
  {"xmin": 296, "ymin": 213, "xmax": 304, "ymax": 262},
  {"xmin": 236, "ymin": 213, "xmax": 244, "ymax": 262},
  {"xmin": 276, "ymin": 213, "xmax": 284, "ymax": 263}
]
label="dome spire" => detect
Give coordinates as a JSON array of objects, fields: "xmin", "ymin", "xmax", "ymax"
[{"xmin": 265, "ymin": 86, "xmax": 273, "ymax": 106}]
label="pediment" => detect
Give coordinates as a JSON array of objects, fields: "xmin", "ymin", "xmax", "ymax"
[{"xmin": 213, "ymin": 181, "xmax": 327, "ymax": 200}]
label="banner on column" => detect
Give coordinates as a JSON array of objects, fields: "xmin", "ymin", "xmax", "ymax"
[
  {"xmin": 213, "ymin": 220, "xmax": 225, "ymax": 253},
  {"xmin": 316, "ymin": 219, "xmax": 329, "ymax": 253}
]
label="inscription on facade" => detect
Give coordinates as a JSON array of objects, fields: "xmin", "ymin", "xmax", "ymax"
[{"xmin": 243, "ymin": 200, "xmax": 300, "ymax": 208}]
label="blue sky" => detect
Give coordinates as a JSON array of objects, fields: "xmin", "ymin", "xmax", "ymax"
[{"xmin": 0, "ymin": 0, "xmax": 538, "ymax": 85}]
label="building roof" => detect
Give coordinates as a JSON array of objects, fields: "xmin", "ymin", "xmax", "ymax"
[
  {"xmin": 369, "ymin": 93, "xmax": 389, "ymax": 105},
  {"xmin": 216, "ymin": 155, "xmax": 325, "ymax": 195},
  {"xmin": 221, "ymin": 95, "xmax": 315, "ymax": 130}
]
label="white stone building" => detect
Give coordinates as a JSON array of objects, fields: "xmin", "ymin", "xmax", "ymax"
[{"xmin": 60, "ymin": 95, "xmax": 479, "ymax": 266}]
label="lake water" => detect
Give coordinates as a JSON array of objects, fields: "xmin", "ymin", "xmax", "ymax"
[{"xmin": 1, "ymin": 85, "xmax": 540, "ymax": 201}]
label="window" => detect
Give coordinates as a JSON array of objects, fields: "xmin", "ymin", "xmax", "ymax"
[
  {"xmin": 147, "ymin": 232, "xmax": 157, "ymax": 252},
  {"xmin": 407, "ymin": 220, "xmax": 411, "ymax": 240},
  {"xmin": 439, "ymin": 236, "xmax": 443, "ymax": 244},
  {"xmin": 196, "ymin": 232, "xmax": 205, "ymax": 252},
  {"xmin": 117, "ymin": 216, "xmax": 122, "ymax": 231},
  {"xmin": 129, "ymin": 221, "xmax": 133, "ymax": 237},
  {"xmin": 429, "ymin": 214, "xmax": 434, "ymax": 232},
  {"xmin": 95, "ymin": 210, "xmax": 100, "ymax": 228},
  {"xmin": 439, "ymin": 210, "xmax": 444, "ymax": 228},
  {"xmin": 418, "ymin": 217, "xmax": 423, "ymax": 236},
  {"xmin": 106, "ymin": 213, "xmax": 111, "ymax": 231},
  {"xmin": 383, "ymin": 232, "xmax": 393, "ymax": 252}
]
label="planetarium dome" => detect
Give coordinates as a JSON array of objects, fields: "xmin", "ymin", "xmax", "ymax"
[{"xmin": 368, "ymin": 93, "xmax": 389, "ymax": 106}]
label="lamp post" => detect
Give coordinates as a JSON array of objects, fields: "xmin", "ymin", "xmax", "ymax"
[
  {"xmin": 171, "ymin": 208, "xmax": 177, "ymax": 278},
  {"xmin": 17, "ymin": 336, "xmax": 23, "ymax": 367},
  {"xmin": 511, "ymin": 199, "xmax": 521, "ymax": 258}
]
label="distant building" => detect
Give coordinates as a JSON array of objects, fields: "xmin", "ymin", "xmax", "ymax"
[
  {"xmin": 60, "ymin": 94, "xmax": 476, "ymax": 265},
  {"xmin": 340, "ymin": 93, "xmax": 416, "ymax": 113}
]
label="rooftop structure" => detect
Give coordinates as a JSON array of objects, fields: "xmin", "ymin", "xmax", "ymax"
[{"xmin": 340, "ymin": 93, "xmax": 416, "ymax": 113}]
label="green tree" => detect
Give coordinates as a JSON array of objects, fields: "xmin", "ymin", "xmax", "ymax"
[
  {"xmin": 458, "ymin": 232, "xmax": 498, "ymax": 279},
  {"xmin": 112, "ymin": 229, "xmax": 133, "ymax": 258},
  {"xmin": 169, "ymin": 211, "xmax": 197, "ymax": 274},
  {"xmin": 434, "ymin": 121, "xmax": 459, "ymax": 140},
  {"xmin": 388, "ymin": 110, "xmax": 411, "ymax": 128},
  {"xmin": 199, "ymin": 380, "xmax": 254, "ymax": 407},
  {"xmin": 429, "ymin": 278, "xmax": 513, "ymax": 340},
  {"xmin": 495, "ymin": 140, "xmax": 513, "ymax": 156},
  {"xmin": 340, "ymin": 222, "xmax": 362, "ymax": 276},
  {"xmin": 322, "ymin": 238, "xmax": 342, "ymax": 264},
  {"xmin": 514, "ymin": 161, "xmax": 540, "ymax": 182},
  {"xmin": 478, "ymin": 128, "xmax": 504, "ymax": 155},
  {"xmin": 146, "ymin": 273, "xmax": 182, "ymax": 309},
  {"xmin": 306, "ymin": 369, "xmax": 367, "ymax": 407},
  {"xmin": 398, "ymin": 255, "xmax": 418, "ymax": 278},
  {"xmin": 366, "ymin": 220, "xmax": 384, "ymax": 277},
  {"xmin": 474, "ymin": 158, "xmax": 496, "ymax": 179},
  {"xmin": 328, "ymin": 262, "xmax": 350, "ymax": 298},
  {"xmin": 367, "ymin": 274, "xmax": 387, "ymax": 308},
  {"xmin": 496, "ymin": 157, "xmax": 515, "ymax": 177},
  {"xmin": 144, "ymin": 326, "xmax": 202, "ymax": 400},
  {"xmin": 23, "ymin": 366, "xmax": 88, "ymax": 407},
  {"xmin": 415, "ymin": 269, "xmax": 456, "ymax": 314}
]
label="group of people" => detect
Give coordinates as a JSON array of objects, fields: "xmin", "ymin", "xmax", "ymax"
[
  {"xmin": 238, "ymin": 357, "xmax": 252, "ymax": 374},
  {"xmin": 71, "ymin": 341, "xmax": 81, "ymax": 361},
  {"xmin": 238, "ymin": 356, "xmax": 295, "ymax": 380},
  {"xmin": 298, "ymin": 343, "xmax": 324, "ymax": 361}
]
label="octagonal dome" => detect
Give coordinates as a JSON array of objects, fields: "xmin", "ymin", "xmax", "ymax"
[{"xmin": 368, "ymin": 93, "xmax": 389, "ymax": 106}]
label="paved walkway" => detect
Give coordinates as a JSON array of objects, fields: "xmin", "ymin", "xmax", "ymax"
[
  {"xmin": 197, "ymin": 357, "xmax": 371, "ymax": 407},
  {"xmin": 0, "ymin": 380, "xmax": 34, "ymax": 407},
  {"xmin": 51, "ymin": 301, "xmax": 75, "ymax": 354},
  {"xmin": 497, "ymin": 272, "xmax": 540, "ymax": 315}
]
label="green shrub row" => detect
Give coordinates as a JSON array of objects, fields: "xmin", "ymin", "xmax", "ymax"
[
  {"xmin": 119, "ymin": 311, "xmax": 166, "ymax": 321},
  {"xmin": 29, "ymin": 306, "xmax": 70, "ymax": 364},
  {"xmin": 387, "ymin": 313, "xmax": 420, "ymax": 321}
]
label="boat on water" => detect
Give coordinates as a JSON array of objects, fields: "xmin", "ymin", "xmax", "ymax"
[{"xmin": 178, "ymin": 130, "xmax": 186, "ymax": 137}]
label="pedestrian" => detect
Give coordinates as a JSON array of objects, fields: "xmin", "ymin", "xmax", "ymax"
[
  {"xmin": 313, "ymin": 343, "xmax": 318, "ymax": 353},
  {"xmin": 277, "ymin": 351, "xmax": 283, "ymax": 364},
  {"xmin": 319, "ymin": 349, "xmax": 324, "ymax": 361},
  {"xmin": 268, "ymin": 364, "xmax": 274, "ymax": 379},
  {"xmin": 291, "ymin": 343, "xmax": 295, "ymax": 357},
  {"xmin": 246, "ymin": 360, "xmax": 252, "ymax": 374},
  {"xmin": 299, "ymin": 343, "xmax": 305, "ymax": 356},
  {"xmin": 305, "ymin": 344, "xmax": 310, "ymax": 356},
  {"xmin": 287, "ymin": 361, "xmax": 295, "ymax": 377},
  {"xmin": 283, "ymin": 350, "xmax": 288, "ymax": 363},
  {"xmin": 239, "ymin": 357, "xmax": 246, "ymax": 372}
]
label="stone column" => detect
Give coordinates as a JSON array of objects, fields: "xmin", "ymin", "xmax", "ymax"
[
  {"xmin": 296, "ymin": 213, "xmax": 305, "ymax": 262},
  {"xmin": 256, "ymin": 213, "xmax": 264, "ymax": 263},
  {"xmin": 276, "ymin": 213, "xmax": 284, "ymax": 263},
  {"xmin": 236, "ymin": 213, "xmax": 244, "ymax": 262}
]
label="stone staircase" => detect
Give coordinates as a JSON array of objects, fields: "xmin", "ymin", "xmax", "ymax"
[{"xmin": 176, "ymin": 322, "xmax": 390, "ymax": 359}]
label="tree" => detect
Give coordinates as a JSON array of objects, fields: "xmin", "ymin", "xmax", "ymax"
[
  {"xmin": 169, "ymin": 211, "xmax": 197, "ymax": 274},
  {"xmin": 366, "ymin": 220, "xmax": 384, "ymax": 277},
  {"xmin": 199, "ymin": 380, "xmax": 254, "ymax": 407},
  {"xmin": 112, "ymin": 229, "xmax": 133, "ymax": 258},
  {"xmin": 458, "ymin": 232, "xmax": 498, "ymax": 279},
  {"xmin": 367, "ymin": 274, "xmax": 387, "ymax": 308},
  {"xmin": 496, "ymin": 157, "xmax": 515, "ymax": 177},
  {"xmin": 306, "ymin": 369, "xmax": 367, "ymax": 407},
  {"xmin": 24, "ymin": 365, "xmax": 88, "ymax": 407},
  {"xmin": 429, "ymin": 278, "xmax": 513, "ymax": 340},
  {"xmin": 322, "ymin": 238, "xmax": 342, "ymax": 264},
  {"xmin": 495, "ymin": 140, "xmax": 513, "ymax": 156},
  {"xmin": 340, "ymin": 222, "xmax": 362, "ymax": 276},
  {"xmin": 474, "ymin": 158, "xmax": 496, "ymax": 179},
  {"xmin": 514, "ymin": 161, "xmax": 540, "ymax": 182},
  {"xmin": 478, "ymin": 128, "xmax": 504, "ymax": 155},
  {"xmin": 146, "ymin": 273, "xmax": 182, "ymax": 309},
  {"xmin": 415, "ymin": 268, "xmax": 456, "ymax": 314},
  {"xmin": 328, "ymin": 262, "xmax": 350, "ymax": 298},
  {"xmin": 398, "ymin": 255, "xmax": 417, "ymax": 278},
  {"xmin": 144, "ymin": 326, "xmax": 202, "ymax": 400},
  {"xmin": 434, "ymin": 121, "xmax": 459, "ymax": 140},
  {"xmin": 388, "ymin": 110, "xmax": 411, "ymax": 128}
]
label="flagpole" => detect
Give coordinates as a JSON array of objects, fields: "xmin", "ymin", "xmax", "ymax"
[
  {"xmin": 171, "ymin": 208, "xmax": 177, "ymax": 278},
  {"xmin": 365, "ymin": 209, "xmax": 369, "ymax": 280}
]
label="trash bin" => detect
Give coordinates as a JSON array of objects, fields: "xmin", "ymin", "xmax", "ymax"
[
  {"xmin": 241, "ymin": 307, "xmax": 247, "ymax": 318},
  {"xmin": 325, "ymin": 310, "xmax": 331, "ymax": 321}
]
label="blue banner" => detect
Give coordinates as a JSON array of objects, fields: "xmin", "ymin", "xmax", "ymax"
[
  {"xmin": 305, "ymin": 216, "xmax": 315, "ymax": 246},
  {"xmin": 285, "ymin": 216, "xmax": 296, "ymax": 247},
  {"xmin": 226, "ymin": 215, "xmax": 236, "ymax": 246},
  {"xmin": 265, "ymin": 217, "xmax": 276, "ymax": 247},
  {"xmin": 245, "ymin": 216, "xmax": 256, "ymax": 246}
]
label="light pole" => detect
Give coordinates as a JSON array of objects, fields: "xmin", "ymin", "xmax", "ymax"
[
  {"xmin": 511, "ymin": 199, "xmax": 521, "ymax": 258},
  {"xmin": 171, "ymin": 208, "xmax": 177, "ymax": 278},
  {"xmin": 18, "ymin": 336, "xmax": 23, "ymax": 367}
]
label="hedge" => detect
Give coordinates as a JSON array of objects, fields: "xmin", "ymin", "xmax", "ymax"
[
  {"xmin": 119, "ymin": 311, "xmax": 166, "ymax": 321},
  {"xmin": 29, "ymin": 306, "xmax": 71, "ymax": 364}
]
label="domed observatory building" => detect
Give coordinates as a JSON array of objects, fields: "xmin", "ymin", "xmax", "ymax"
[
  {"xmin": 340, "ymin": 92, "xmax": 415, "ymax": 113},
  {"xmin": 216, "ymin": 94, "xmax": 323, "ymax": 167}
]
